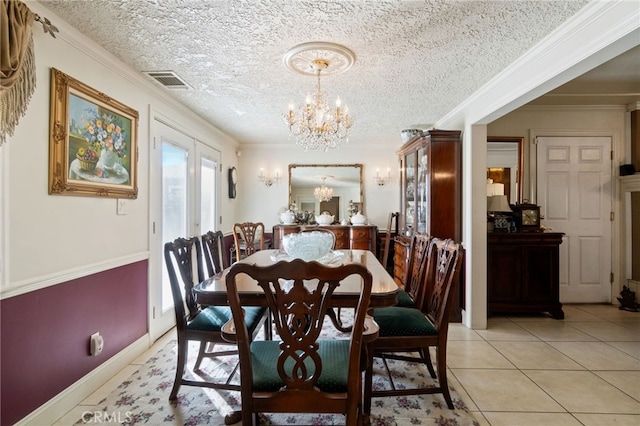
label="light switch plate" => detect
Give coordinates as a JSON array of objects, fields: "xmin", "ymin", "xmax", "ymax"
[{"xmin": 117, "ymin": 199, "xmax": 128, "ymax": 215}]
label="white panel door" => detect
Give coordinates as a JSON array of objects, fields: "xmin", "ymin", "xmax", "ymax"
[{"xmin": 536, "ymin": 136, "xmax": 612, "ymax": 303}]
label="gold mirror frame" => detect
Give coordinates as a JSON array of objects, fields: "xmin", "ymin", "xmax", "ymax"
[
  {"xmin": 288, "ymin": 164, "xmax": 364, "ymax": 214},
  {"xmin": 487, "ymin": 136, "xmax": 524, "ymax": 204}
]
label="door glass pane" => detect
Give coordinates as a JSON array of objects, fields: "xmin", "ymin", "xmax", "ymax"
[
  {"xmin": 162, "ymin": 142, "xmax": 188, "ymax": 311},
  {"xmin": 200, "ymin": 157, "xmax": 217, "ymax": 234}
]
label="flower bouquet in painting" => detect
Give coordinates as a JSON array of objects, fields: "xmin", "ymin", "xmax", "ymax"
[{"xmin": 76, "ymin": 108, "xmax": 128, "ymax": 177}]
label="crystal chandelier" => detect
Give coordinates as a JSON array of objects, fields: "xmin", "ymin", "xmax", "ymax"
[
  {"xmin": 282, "ymin": 42, "xmax": 356, "ymax": 151},
  {"xmin": 314, "ymin": 177, "xmax": 333, "ymax": 202}
]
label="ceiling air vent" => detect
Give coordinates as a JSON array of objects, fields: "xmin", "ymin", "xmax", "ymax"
[{"xmin": 143, "ymin": 71, "xmax": 191, "ymax": 89}]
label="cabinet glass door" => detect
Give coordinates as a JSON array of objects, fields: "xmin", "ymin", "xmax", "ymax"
[
  {"xmin": 416, "ymin": 147, "xmax": 428, "ymax": 233},
  {"xmin": 404, "ymin": 151, "xmax": 416, "ymax": 234}
]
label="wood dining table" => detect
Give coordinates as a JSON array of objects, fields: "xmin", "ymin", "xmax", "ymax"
[{"xmin": 193, "ymin": 249, "xmax": 400, "ymax": 309}]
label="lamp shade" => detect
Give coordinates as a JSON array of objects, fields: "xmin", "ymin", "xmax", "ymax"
[
  {"xmin": 487, "ymin": 195, "xmax": 512, "ymax": 212},
  {"xmin": 486, "ymin": 178, "xmax": 504, "ymax": 196}
]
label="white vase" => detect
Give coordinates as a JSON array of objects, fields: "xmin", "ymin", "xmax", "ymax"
[{"xmin": 99, "ymin": 148, "xmax": 118, "ymax": 169}]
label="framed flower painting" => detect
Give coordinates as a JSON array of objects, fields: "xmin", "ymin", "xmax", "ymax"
[{"xmin": 49, "ymin": 68, "xmax": 139, "ymax": 198}]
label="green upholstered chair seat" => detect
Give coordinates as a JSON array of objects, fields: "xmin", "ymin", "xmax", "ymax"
[
  {"xmin": 250, "ymin": 339, "xmax": 350, "ymax": 392},
  {"xmin": 395, "ymin": 289, "xmax": 416, "ymax": 307},
  {"xmin": 372, "ymin": 306, "xmax": 437, "ymax": 337},
  {"xmin": 187, "ymin": 306, "xmax": 267, "ymax": 332}
]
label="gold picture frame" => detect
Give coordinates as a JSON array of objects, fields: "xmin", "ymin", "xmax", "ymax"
[{"xmin": 49, "ymin": 68, "xmax": 138, "ymax": 198}]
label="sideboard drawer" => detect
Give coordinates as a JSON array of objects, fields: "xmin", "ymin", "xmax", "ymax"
[
  {"xmin": 350, "ymin": 226, "xmax": 376, "ymax": 253},
  {"xmin": 333, "ymin": 228, "xmax": 350, "ymax": 249},
  {"xmin": 393, "ymin": 237, "xmax": 410, "ymax": 286}
]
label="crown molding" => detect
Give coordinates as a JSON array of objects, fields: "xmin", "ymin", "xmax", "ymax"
[{"xmin": 520, "ymin": 104, "xmax": 627, "ymax": 111}]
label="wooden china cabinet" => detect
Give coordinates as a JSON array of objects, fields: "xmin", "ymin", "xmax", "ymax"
[{"xmin": 394, "ymin": 129, "xmax": 462, "ymax": 320}]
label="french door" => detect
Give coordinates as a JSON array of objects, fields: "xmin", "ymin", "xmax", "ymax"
[{"xmin": 149, "ymin": 118, "xmax": 221, "ymax": 342}]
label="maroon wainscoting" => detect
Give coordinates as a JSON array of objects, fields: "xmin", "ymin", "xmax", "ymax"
[{"xmin": 1, "ymin": 260, "xmax": 148, "ymax": 425}]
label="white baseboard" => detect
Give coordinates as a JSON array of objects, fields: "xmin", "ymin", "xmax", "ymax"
[{"xmin": 16, "ymin": 335, "xmax": 150, "ymax": 426}]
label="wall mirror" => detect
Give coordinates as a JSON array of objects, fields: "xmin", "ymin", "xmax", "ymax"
[
  {"xmin": 289, "ymin": 164, "xmax": 364, "ymax": 223},
  {"xmin": 487, "ymin": 136, "xmax": 524, "ymax": 204}
]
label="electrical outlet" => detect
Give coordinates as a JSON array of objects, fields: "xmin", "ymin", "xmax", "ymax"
[
  {"xmin": 90, "ymin": 332, "xmax": 104, "ymax": 356},
  {"xmin": 117, "ymin": 199, "xmax": 128, "ymax": 215}
]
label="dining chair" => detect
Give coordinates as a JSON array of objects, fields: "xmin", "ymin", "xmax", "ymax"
[
  {"xmin": 379, "ymin": 211, "xmax": 399, "ymax": 271},
  {"xmin": 232, "ymin": 222, "xmax": 265, "ymax": 263},
  {"xmin": 297, "ymin": 228, "xmax": 347, "ymax": 330},
  {"xmin": 299, "ymin": 227, "xmax": 337, "ymax": 248},
  {"xmin": 364, "ymin": 238, "xmax": 464, "ymax": 412},
  {"xmin": 223, "ymin": 259, "xmax": 377, "ymax": 425},
  {"xmin": 395, "ymin": 232, "xmax": 432, "ymax": 308},
  {"xmin": 201, "ymin": 230, "xmax": 225, "ymax": 277},
  {"xmin": 163, "ymin": 236, "xmax": 269, "ymax": 400}
]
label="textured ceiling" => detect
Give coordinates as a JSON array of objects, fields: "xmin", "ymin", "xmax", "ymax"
[{"xmin": 38, "ymin": 0, "xmax": 594, "ymax": 147}]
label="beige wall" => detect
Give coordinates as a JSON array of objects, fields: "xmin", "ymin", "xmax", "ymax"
[
  {"xmin": 488, "ymin": 105, "xmax": 627, "ymax": 203},
  {"xmin": 237, "ymin": 143, "xmax": 400, "ymax": 231}
]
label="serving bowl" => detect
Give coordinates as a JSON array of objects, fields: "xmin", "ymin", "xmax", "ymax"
[{"xmin": 282, "ymin": 231, "xmax": 334, "ymax": 261}]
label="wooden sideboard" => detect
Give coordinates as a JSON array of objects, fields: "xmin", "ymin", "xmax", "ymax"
[
  {"xmin": 487, "ymin": 232, "xmax": 565, "ymax": 319},
  {"xmin": 272, "ymin": 225, "xmax": 378, "ymax": 255}
]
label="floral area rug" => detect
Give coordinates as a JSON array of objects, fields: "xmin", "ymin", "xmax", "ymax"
[{"xmin": 77, "ymin": 313, "xmax": 479, "ymax": 426}]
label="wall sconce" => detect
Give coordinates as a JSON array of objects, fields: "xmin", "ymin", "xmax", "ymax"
[
  {"xmin": 374, "ymin": 167, "xmax": 391, "ymax": 186},
  {"xmin": 258, "ymin": 169, "xmax": 281, "ymax": 187}
]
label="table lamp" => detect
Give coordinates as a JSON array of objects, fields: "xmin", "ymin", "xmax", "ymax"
[{"xmin": 488, "ymin": 195, "xmax": 512, "ymax": 232}]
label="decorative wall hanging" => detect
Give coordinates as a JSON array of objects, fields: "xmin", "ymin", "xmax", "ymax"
[
  {"xmin": 49, "ymin": 68, "xmax": 139, "ymax": 198},
  {"xmin": 0, "ymin": 0, "xmax": 58, "ymax": 145},
  {"xmin": 228, "ymin": 167, "xmax": 237, "ymax": 198},
  {"xmin": 0, "ymin": 0, "xmax": 35, "ymax": 146}
]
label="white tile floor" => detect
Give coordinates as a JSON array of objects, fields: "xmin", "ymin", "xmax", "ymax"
[
  {"xmin": 450, "ymin": 304, "xmax": 640, "ymax": 426},
  {"xmin": 55, "ymin": 304, "xmax": 640, "ymax": 426}
]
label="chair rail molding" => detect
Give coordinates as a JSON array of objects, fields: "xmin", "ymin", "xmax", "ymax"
[{"xmin": 0, "ymin": 251, "xmax": 149, "ymax": 300}]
